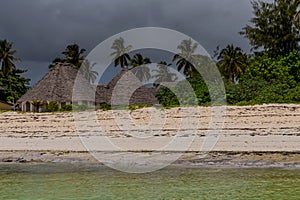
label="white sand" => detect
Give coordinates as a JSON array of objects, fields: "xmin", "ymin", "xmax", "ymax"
[{"xmin": 0, "ymin": 104, "xmax": 300, "ymax": 152}]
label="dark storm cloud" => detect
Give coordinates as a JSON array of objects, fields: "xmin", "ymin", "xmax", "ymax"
[{"xmin": 0, "ymin": 0, "xmax": 253, "ymax": 84}]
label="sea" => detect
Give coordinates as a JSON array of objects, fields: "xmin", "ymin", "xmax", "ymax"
[{"xmin": 0, "ymin": 163, "xmax": 299, "ymax": 199}]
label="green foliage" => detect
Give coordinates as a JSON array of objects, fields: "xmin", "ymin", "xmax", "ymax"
[
  {"xmin": 130, "ymin": 53, "xmax": 151, "ymax": 82},
  {"xmin": 110, "ymin": 37, "xmax": 132, "ymax": 69},
  {"xmin": 152, "ymin": 61, "xmax": 178, "ymax": 87},
  {"xmin": 240, "ymin": 0, "xmax": 299, "ymax": 57},
  {"xmin": 155, "ymin": 87, "xmax": 180, "ymax": 108},
  {"xmin": 156, "ymin": 76, "xmax": 212, "ymax": 108},
  {"xmin": 49, "ymin": 44, "xmax": 86, "ymax": 69},
  {"xmin": 0, "ymin": 39, "xmax": 21, "ymax": 75},
  {"xmin": 0, "ymin": 69, "xmax": 30, "ymax": 102},
  {"xmin": 62, "ymin": 44, "xmax": 86, "ymax": 68},
  {"xmin": 72, "ymin": 103, "xmax": 90, "ymax": 112},
  {"xmin": 216, "ymin": 44, "xmax": 248, "ymax": 83},
  {"xmin": 173, "ymin": 39, "xmax": 200, "ymax": 77},
  {"xmin": 99, "ymin": 103, "xmax": 111, "ymax": 111},
  {"xmin": 226, "ymin": 52, "xmax": 300, "ymax": 105},
  {"xmin": 158, "ymin": 52, "xmax": 300, "ymax": 107},
  {"xmin": 46, "ymin": 101, "xmax": 59, "ymax": 112},
  {"xmin": 60, "ymin": 104, "xmax": 73, "ymax": 112},
  {"xmin": 128, "ymin": 104, "xmax": 151, "ymax": 110}
]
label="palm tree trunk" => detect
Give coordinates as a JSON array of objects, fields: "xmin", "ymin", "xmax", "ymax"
[{"xmin": 8, "ymin": 76, "xmax": 15, "ymax": 111}]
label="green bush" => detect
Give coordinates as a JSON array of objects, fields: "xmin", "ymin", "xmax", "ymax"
[
  {"xmin": 155, "ymin": 87, "xmax": 180, "ymax": 108},
  {"xmin": 129, "ymin": 104, "xmax": 150, "ymax": 110},
  {"xmin": 226, "ymin": 52, "xmax": 300, "ymax": 105},
  {"xmin": 72, "ymin": 103, "xmax": 89, "ymax": 111},
  {"xmin": 60, "ymin": 104, "xmax": 73, "ymax": 112},
  {"xmin": 99, "ymin": 103, "xmax": 111, "ymax": 111},
  {"xmin": 46, "ymin": 101, "xmax": 59, "ymax": 112},
  {"xmin": 155, "ymin": 76, "xmax": 215, "ymax": 108}
]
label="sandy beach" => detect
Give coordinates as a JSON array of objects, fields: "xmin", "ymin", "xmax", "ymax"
[{"xmin": 1, "ymin": 104, "xmax": 300, "ymax": 166}]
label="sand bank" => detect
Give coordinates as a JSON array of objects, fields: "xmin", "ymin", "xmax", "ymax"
[{"xmin": 0, "ymin": 104, "xmax": 300, "ymax": 166}]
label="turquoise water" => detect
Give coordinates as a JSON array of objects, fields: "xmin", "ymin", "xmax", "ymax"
[{"xmin": 0, "ymin": 164, "xmax": 299, "ymax": 200}]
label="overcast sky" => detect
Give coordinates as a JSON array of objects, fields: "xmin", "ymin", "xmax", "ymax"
[{"xmin": 0, "ymin": 0, "xmax": 253, "ymax": 85}]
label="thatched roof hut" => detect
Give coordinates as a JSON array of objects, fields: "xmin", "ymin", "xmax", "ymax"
[
  {"xmin": 18, "ymin": 62, "xmax": 95, "ymax": 111},
  {"xmin": 105, "ymin": 68, "xmax": 159, "ymax": 106},
  {"xmin": 18, "ymin": 63, "xmax": 160, "ymax": 111}
]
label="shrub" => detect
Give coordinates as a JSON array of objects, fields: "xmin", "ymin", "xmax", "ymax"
[
  {"xmin": 60, "ymin": 104, "xmax": 73, "ymax": 112},
  {"xmin": 226, "ymin": 52, "xmax": 300, "ymax": 105},
  {"xmin": 129, "ymin": 104, "xmax": 150, "ymax": 110},
  {"xmin": 99, "ymin": 103, "xmax": 111, "ymax": 111},
  {"xmin": 46, "ymin": 101, "xmax": 59, "ymax": 112},
  {"xmin": 72, "ymin": 103, "xmax": 89, "ymax": 111},
  {"xmin": 155, "ymin": 76, "xmax": 215, "ymax": 108}
]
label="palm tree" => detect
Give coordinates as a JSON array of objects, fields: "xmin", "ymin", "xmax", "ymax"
[
  {"xmin": 217, "ymin": 44, "xmax": 248, "ymax": 84},
  {"xmin": 110, "ymin": 37, "xmax": 132, "ymax": 69},
  {"xmin": 62, "ymin": 44, "xmax": 86, "ymax": 68},
  {"xmin": 49, "ymin": 57, "xmax": 65, "ymax": 68},
  {"xmin": 173, "ymin": 39, "xmax": 200, "ymax": 77},
  {"xmin": 0, "ymin": 40, "xmax": 20, "ymax": 75},
  {"xmin": 152, "ymin": 61, "xmax": 178, "ymax": 87},
  {"xmin": 0, "ymin": 40, "xmax": 21, "ymax": 108},
  {"xmin": 80, "ymin": 59, "xmax": 98, "ymax": 84},
  {"xmin": 130, "ymin": 53, "xmax": 151, "ymax": 82}
]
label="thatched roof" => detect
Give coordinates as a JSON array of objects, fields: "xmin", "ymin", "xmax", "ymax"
[
  {"xmin": 18, "ymin": 64, "xmax": 159, "ymax": 106},
  {"xmin": 18, "ymin": 62, "xmax": 95, "ymax": 103},
  {"xmin": 95, "ymin": 85, "xmax": 108, "ymax": 104},
  {"xmin": 106, "ymin": 69, "xmax": 159, "ymax": 106}
]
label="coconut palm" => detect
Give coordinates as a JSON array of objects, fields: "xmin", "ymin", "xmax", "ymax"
[
  {"xmin": 110, "ymin": 37, "xmax": 132, "ymax": 69},
  {"xmin": 62, "ymin": 44, "xmax": 86, "ymax": 68},
  {"xmin": 0, "ymin": 40, "xmax": 20, "ymax": 75},
  {"xmin": 80, "ymin": 59, "xmax": 99, "ymax": 84},
  {"xmin": 49, "ymin": 57, "xmax": 65, "ymax": 68},
  {"xmin": 130, "ymin": 53, "xmax": 151, "ymax": 82},
  {"xmin": 173, "ymin": 39, "xmax": 200, "ymax": 77},
  {"xmin": 152, "ymin": 61, "xmax": 178, "ymax": 87},
  {"xmin": 217, "ymin": 44, "xmax": 248, "ymax": 84},
  {"xmin": 0, "ymin": 40, "xmax": 21, "ymax": 109}
]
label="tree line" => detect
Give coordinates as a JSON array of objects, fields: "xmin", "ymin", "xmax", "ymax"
[{"xmin": 0, "ymin": 0, "xmax": 299, "ymax": 108}]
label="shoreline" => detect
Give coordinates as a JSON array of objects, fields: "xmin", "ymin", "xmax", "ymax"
[
  {"xmin": 1, "ymin": 150, "xmax": 300, "ymax": 168},
  {"xmin": 1, "ymin": 104, "xmax": 300, "ymax": 168}
]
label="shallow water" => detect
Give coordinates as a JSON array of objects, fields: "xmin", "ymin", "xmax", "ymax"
[{"xmin": 0, "ymin": 163, "xmax": 299, "ymax": 200}]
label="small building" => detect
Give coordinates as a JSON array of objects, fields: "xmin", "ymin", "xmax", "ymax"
[
  {"xmin": 17, "ymin": 62, "xmax": 95, "ymax": 112},
  {"xmin": 98, "ymin": 68, "xmax": 159, "ymax": 106},
  {"xmin": 17, "ymin": 62, "xmax": 159, "ymax": 112}
]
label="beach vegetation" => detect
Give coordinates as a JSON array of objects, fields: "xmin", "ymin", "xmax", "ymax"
[
  {"xmin": 0, "ymin": 39, "xmax": 30, "ymax": 107},
  {"xmin": 46, "ymin": 101, "xmax": 59, "ymax": 112},
  {"xmin": 2, "ymin": 0, "xmax": 299, "ymax": 110},
  {"xmin": 0, "ymin": 69, "xmax": 30, "ymax": 103},
  {"xmin": 62, "ymin": 44, "xmax": 86, "ymax": 68},
  {"xmin": 60, "ymin": 104, "xmax": 73, "ymax": 112},
  {"xmin": 240, "ymin": 0, "xmax": 300, "ymax": 58},
  {"xmin": 216, "ymin": 44, "xmax": 249, "ymax": 84},
  {"xmin": 173, "ymin": 39, "xmax": 200, "ymax": 77},
  {"xmin": 99, "ymin": 103, "xmax": 111, "ymax": 111}
]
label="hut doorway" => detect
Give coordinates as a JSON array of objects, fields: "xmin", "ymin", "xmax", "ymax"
[{"xmin": 25, "ymin": 102, "xmax": 31, "ymax": 112}]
